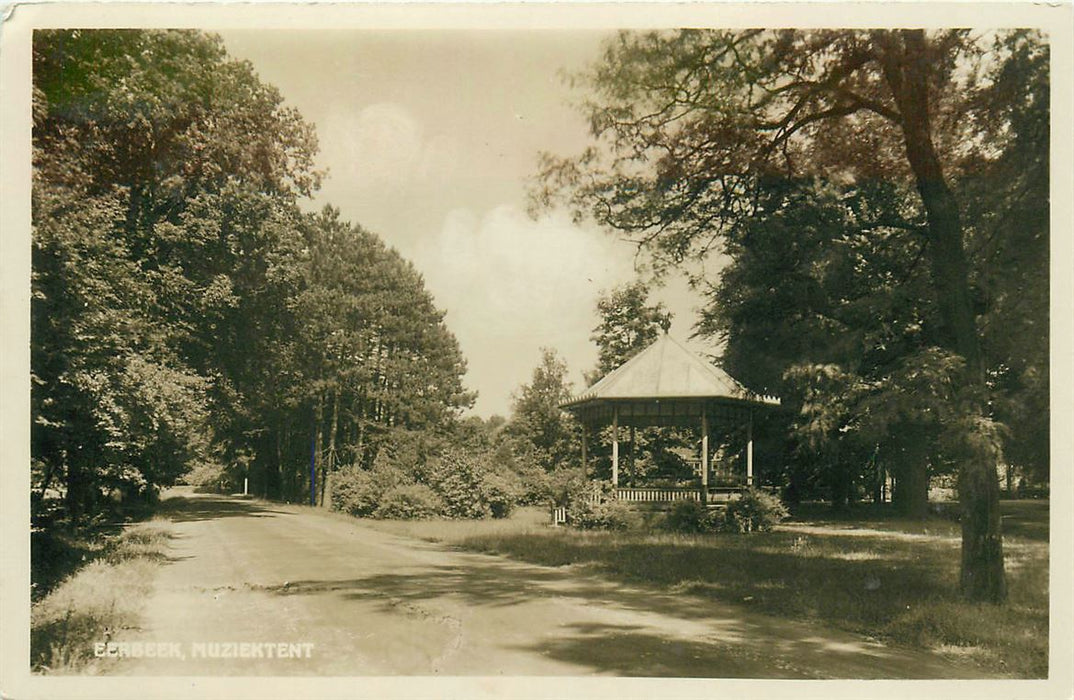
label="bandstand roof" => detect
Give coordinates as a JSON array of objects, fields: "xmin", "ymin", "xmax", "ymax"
[{"xmin": 562, "ymin": 333, "xmax": 779, "ymax": 427}]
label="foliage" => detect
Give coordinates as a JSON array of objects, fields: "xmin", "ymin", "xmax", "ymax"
[
  {"xmin": 664, "ymin": 500, "xmax": 715, "ymax": 534},
  {"xmin": 330, "ymin": 462, "xmax": 411, "ymax": 517},
  {"xmin": 535, "ymin": 28, "xmax": 1049, "ymax": 601},
  {"xmin": 31, "ymin": 28, "xmax": 320, "ymax": 519},
  {"xmin": 506, "ymin": 348, "xmax": 580, "ymax": 470},
  {"xmin": 588, "ymin": 280, "xmax": 670, "ymax": 382},
  {"xmin": 31, "ymin": 29, "xmax": 474, "ymax": 530},
  {"xmin": 569, "ymin": 499, "xmax": 638, "ymax": 531},
  {"xmin": 427, "ymin": 450, "xmax": 522, "ymax": 520},
  {"xmin": 329, "ymin": 444, "xmax": 525, "ymax": 521},
  {"xmin": 481, "ymin": 470, "xmax": 524, "ymax": 519},
  {"xmin": 722, "ymin": 489, "xmax": 790, "ymax": 534},
  {"xmin": 373, "ymin": 484, "xmax": 444, "ymax": 520}
]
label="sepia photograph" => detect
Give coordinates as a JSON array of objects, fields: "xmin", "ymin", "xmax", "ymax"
[{"xmin": 1, "ymin": 2, "xmax": 1072, "ymax": 698}]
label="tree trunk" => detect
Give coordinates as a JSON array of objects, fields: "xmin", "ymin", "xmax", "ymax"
[
  {"xmin": 323, "ymin": 387, "xmax": 340, "ymax": 508},
  {"xmin": 314, "ymin": 394, "xmax": 324, "ymax": 507},
  {"xmin": 830, "ymin": 460, "xmax": 850, "ymax": 512},
  {"xmin": 879, "ymin": 30, "xmax": 1005, "ymax": 601},
  {"xmin": 893, "ymin": 428, "xmax": 930, "ymax": 519},
  {"xmin": 829, "ymin": 443, "xmax": 850, "ymax": 511},
  {"xmin": 896, "ymin": 460, "xmax": 929, "ymax": 519},
  {"xmin": 65, "ymin": 442, "xmax": 95, "ymax": 523}
]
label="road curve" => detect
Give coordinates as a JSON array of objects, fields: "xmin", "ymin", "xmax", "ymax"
[{"xmin": 104, "ymin": 491, "xmax": 988, "ymax": 678}]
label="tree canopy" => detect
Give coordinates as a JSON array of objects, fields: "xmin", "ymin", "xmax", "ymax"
[
  {"xmin": 32, "ymin": 29, "xmax": 472, "ymax": 521},
  {"xmin": 588, "ymin": 280, "xmax": 671, "ymax": 384},
  {"xmin": 507, "ymin": 348, "xmax": 580, "ymax": 470},
  {"xmin": 535, "ymin": 29, "xmax": 1049, "ymax": 602}
]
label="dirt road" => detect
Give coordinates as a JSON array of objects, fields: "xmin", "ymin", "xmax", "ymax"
[{"xmin": 106, "ymin": 491, "xmax": 986, "ymax": 678}]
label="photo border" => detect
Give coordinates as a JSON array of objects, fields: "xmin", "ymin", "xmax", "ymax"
[{"xmin": 2, "ymin": 3, "xmax": 1071, "ymax": 698}]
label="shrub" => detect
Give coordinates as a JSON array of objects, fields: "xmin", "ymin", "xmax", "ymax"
[
  {"xmin": 545, "ymin": 466, "xmax": 590, "ymax": 508},
  {"xmin": 373, "ymin": 484, "xmax": 443, "ymax": 520},
  {"xmin": 369, "ymin": 428, "xmax": 442, "ymax": 481},
  {"xmin": 571, "ymin": 499, "xmax": 638, "ymax": 530},
  {"xmin": 722, "ymin": 489, "xmax": 789, "ymax": 533},
  {"xmin": 428, "ymin": 450, "xmax": 521, "ymax": 519},
  {"xmin": 558, "ymin": 479, "xmax": 639, "ymax": 530},
  {"xmin": 481, "ymin": 470, "xmax": 522, "ymax": 519},
  {"xmin": 665, "ymin": 500, "xmax": 708, "ymax": 533},
  {"xmin": 507, "ymin": 450, "xmax": 553, "ymax": 506},
  {"xmin": 330, "ymin": 462, "xmax": 410, "ymax": 517}
]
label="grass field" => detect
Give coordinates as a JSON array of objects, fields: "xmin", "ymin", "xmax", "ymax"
[{"xmin": 362, "ymin": 500, "xmax": 1049, "ymax": 678}]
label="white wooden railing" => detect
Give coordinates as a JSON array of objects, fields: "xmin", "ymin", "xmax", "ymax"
[
  {"xmin": 614, "ymin": 486, "xmax": 753, "ymax": 503},
  {"xmin": 614, "ymin": 487, "xmax": 702, "ymax": 503}
]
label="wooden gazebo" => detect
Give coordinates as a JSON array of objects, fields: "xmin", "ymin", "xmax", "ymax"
[{"xmin": 562, "ymin": 333, "xmax": 779, "ymax": 503}]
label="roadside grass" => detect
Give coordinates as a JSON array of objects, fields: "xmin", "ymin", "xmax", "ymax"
[
  {"xmin": 355, "ymin": 505, "xmax": 550, "ymax": 542},
  {"xmin": 30, "ymin": 521, "xmax": 172, "ymax": 673},
  {"xmin": 422, "ymin": 501, "xmax": 1049, "ymax": 679}
]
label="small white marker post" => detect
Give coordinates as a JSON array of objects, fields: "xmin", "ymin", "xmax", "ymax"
[{"xmin": 243, "ymin": 477, "xmax": 249, "ymax": 496}]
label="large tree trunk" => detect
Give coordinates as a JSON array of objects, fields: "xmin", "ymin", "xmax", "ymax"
[
  {"xmin": 65, "ymin": 441, "xmax": 96, "ymax": 522},
  {"xmin": 892, "ymin": 427, "xmax": 930, "ymax": 519},
  {"xmin": 323, "ymin": 387, "xmax": 340, "ymax": 508},
  {"xmin": 893, "ymin": 459, "xmax": 929, "ymax": 519},
  {"xmin": 830, "ymin": 458, "xmax": 851, "ymax": 512},
  {"xmin": 879, "ymin": 30, "xmax": 1006, "ymax": 602},
  {"xmin": 313, "ymin": 394, "xmax": 324, "ymax": 506}
]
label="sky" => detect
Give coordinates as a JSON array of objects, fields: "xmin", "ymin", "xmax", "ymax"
[{"xmin": 219, "ymin": 30, "xmax": 718, "ymax": 417}]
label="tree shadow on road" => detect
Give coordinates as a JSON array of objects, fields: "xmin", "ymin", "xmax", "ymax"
[
  {"xmin": 159, "ymin": 494, "xmax": 291, "ymax": 523},
  {"xmin": 508, "ymin": 621, "xmax": 814, "ymax": 678},
  {"xmin": 256, "ymin": 552, "xmax": 983, "ymax": 679}
]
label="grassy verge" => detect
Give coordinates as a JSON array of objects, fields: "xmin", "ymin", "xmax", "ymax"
[
  {"xmin": 355, "ymin": 505, "xmax": 551, "ymax": 542},
  {"xmin": 382, "ymin": 502, "xmax": 1047, "ymax": 678},
  {"xmin": 30, "ymin": 521, "xmax": 172, "ymax": 673}
]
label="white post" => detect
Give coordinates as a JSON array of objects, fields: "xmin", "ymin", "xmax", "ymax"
[
  {"xmin": 746, "ymin": 410, "xmax": 754, "ymax": 487},
  {"xmin": 701, "ymin": 404, "xmax": 709, "ymax": 502},
  {"xmin": 243, "ymin": 477, "xmax": 249, "ymax": 496},
  {"xmin": 611, "ymin": 405, "xmax": 619, "ymax": 488}
]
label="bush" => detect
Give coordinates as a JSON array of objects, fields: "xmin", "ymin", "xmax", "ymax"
[
  {"xmin": 373, "ymin": 484, "xmax": 443, "ymax": 520},
  {"xmin": 482, "ymin": 470, "xmax": 522, "ymax": 519},
  {"xmin": 428, "ymin": 450, "xmax": 521, "ymax": 519},
  {"xmin": 330, "ymin": 462, "xmax": 410, "ymax": 517},
  {"xmin": 506, "ymin": 449, "xmax": 553, "ymax": 506},
  {"xmin": 556, "ymin": 479, "xmax": 639, "ymax": 530},
  {"xmin": 665, "ymin": 500, "xmax": 709, "ymax": 533},
  {"xmin": 571, "ymin": 499, "xmax": 638, "ymax": 530},
  {"xmin": 722, "ymin": 489, "xmax": 789, "ymax": 533}
]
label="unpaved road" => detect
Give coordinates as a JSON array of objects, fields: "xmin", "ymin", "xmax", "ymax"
[{"xmin": 107, "ymin": 491, "xmax": 987, "ymax": 678}]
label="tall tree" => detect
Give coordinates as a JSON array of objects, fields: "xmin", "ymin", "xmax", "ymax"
[
  {"xmin": 288, "ymin": 208, "xmax": 473, "ymax": 503},
  {"xmin": 31, "ymin": 30, "xmax": 475, "ymax": 524},
  {"xmin": 700, "ymin": 177, "xmax": 943, "ymax": 513},
  {"xmin": 535, "ymin": 29, "xmax": 1048, "ymax": 602},
  {"xmin": 31, "ymin": 28, "xmax": 322, "ymax": 518},
  {"xmin": 508, "ymin": 348, "xmax": 579, "ymax": 470},
  {"xmin": 589, "ymin": 280, "xmax": 670, "ymax": 383}
]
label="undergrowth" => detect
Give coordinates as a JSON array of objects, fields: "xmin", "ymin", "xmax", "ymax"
[{"xmin": 30, "ymin": 521, "xmax": 172, "ymax": 673}]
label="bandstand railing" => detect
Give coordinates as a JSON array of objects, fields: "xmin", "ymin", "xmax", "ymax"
[{"xmin": 613, "ymin": 485, "xmax": 751, "ymax": 503}]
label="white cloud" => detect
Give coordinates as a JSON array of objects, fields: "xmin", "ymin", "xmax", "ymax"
[
  {"xmin": 321, "ymin": 102, "xmax": 461, "ymax": 192},
  {"xmin": 413, "ymin": 205, "xmax": 641, "ymax": 416}
]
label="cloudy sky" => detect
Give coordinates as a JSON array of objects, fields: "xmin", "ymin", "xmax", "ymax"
[{"xmin": 220, "ymin": 30, "xmax": 715, "ymax": 417}]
